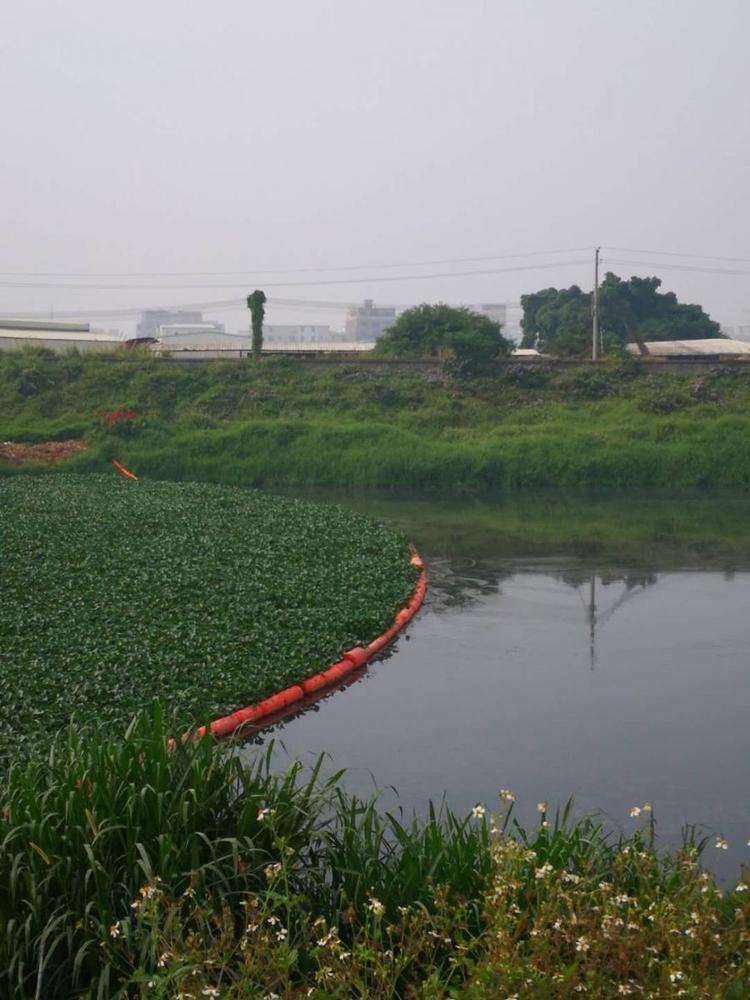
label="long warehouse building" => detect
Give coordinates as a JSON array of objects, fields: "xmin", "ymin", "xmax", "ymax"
[{"xmin": 0, "ymin": 319, "xmax": 126, "ymax": 353}]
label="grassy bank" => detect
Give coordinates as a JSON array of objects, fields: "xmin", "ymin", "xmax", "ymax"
[
  {"xmin": 1, "ymin": 712, "xmax": 748, "ymax": 999},
  {"xmin": 2, "ymin": 350, "xmax": 750, "ymax": 489},
  {"xmin": 0, "ymin": 475, "xmax": 417, "ymax": 761}
]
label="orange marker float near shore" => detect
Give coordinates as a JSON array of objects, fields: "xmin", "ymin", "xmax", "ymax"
[{"xmin": 110, "ymin": 458, "xmax": 139, "ymax": 481}]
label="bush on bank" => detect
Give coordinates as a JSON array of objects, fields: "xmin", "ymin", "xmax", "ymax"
[
  {"xmin": 0, "ymin": 712, "xmax": 748, "ymax": 999},
  {"xmin": 3, "ymin": 351, "xmax": 750, "ymax": 489}
]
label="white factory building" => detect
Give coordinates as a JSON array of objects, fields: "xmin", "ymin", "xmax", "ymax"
[{"xmin": 0, "ymin": 319, "xmax": 125, "ymax": 353}]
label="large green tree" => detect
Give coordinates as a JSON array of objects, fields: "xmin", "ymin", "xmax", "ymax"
[
  {"xmin": 246, "ymin": 289, "xmax": 267, "ymax": 358},
  {"xmin": 521, "ymin": 274, "xmax": 721, "ymax": 356},
  {"xmin": 374, "ymin": 304, "xmax": 512, "ymax": 374}
]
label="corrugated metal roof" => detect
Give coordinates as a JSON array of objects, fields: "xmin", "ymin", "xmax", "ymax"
[
  {"xmin": 628, "ymin": 339, "xmax": 750, "ymax": 356},
  {"xmin": 0, "ymin": 328, "xmax": 123, "ymax": 344}
]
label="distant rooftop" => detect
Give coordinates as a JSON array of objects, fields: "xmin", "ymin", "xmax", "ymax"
[{"xmin": 627, "ymin": 339, "xmax": 750, "ymax": 357}]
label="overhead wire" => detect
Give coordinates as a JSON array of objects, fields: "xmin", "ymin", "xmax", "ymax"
[
  {"xmin": 604, "ymin": 258, "xmax": 750, "ymax": 277},
  {"xmin": 0, "ymin": 247, "xmax": 593, "ymax": 279},
  {"xmin": 0, "ymin": 258, "xmax": 591, "ymax": 291},
  {"xmin": 602, "ymin": 245, "xmax": 750, "ymax": 265}
]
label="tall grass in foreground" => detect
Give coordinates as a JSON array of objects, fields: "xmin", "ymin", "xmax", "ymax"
[{"xmin": 0, "ymin": 712, "xmax": 748, "ymax": 998}]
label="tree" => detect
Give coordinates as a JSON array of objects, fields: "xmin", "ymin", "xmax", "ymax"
[
  {"xmin": 246, "ymin": 289, "xmax": 267, "ymax": 358},
  {"xmin": 374, "ymin": 304, "xmax": 512, "ymax": 374},
  {"xmin": 521, "ymin": 273, "xmax": 721, "ymax": 357},
  {"xmin": 520, "ymin": 285, "xmax": 591, "ymax": 356}
]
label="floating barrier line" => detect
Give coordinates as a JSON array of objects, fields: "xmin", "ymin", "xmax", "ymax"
[
  {"xmin": 110, "ymin": 458, "xmax": 139, "ymax": 481},
  {"xmin": 194, "ymin": 548, "xmax": 427, "ymax": 741}
]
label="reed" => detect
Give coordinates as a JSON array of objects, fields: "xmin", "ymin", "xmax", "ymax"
[{"xmin": 1, "ymin": 711, "xmax": 747, "ymax": 998}]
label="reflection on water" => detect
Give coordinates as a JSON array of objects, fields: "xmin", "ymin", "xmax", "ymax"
[{"xmin": 243, "ymin": 490, "xmax": 750, "ymax": 881}]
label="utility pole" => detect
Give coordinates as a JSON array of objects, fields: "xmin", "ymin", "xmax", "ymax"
[{"xmin": 592, "ymin": 247, "xmax": 600, "ymax": 361}]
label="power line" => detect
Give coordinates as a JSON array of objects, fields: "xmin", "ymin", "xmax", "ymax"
[
  {"xmin": 605, "ymin": 257, "xmax": 750, "ymax": 277},
  {"xmin": 602, "ymin": 245, "xmax": 750, "ymax": 265},
  {"xmin": 0, "ymin": 258, "xmax": 590, "ymax": 292},
  {"xmin": 0, "ymin": 247, "xmax": 593, "ymax": 279}
]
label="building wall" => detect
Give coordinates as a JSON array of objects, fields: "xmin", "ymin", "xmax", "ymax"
[
  {"xmin": 344, "ymin": 300, "xmax": 397, "ymax": 342},
  {"xmin": 137, "ymin": 310, "xmax": 204, "ymax": 340},
  {"xmin": 0, "ymin": 333, "xmax": 122, "ymax": 353}
]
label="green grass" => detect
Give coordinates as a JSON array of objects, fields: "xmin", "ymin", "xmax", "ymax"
[
  {"xmin": 0, "ymin": 474, "xmax": 418, "ymax": 761},
  {"xmin": 0, "ymin": 712, "xmax": 747, "ymax": 999},
  {"xmin": 2, "ymin": 349, "xmax": 750, "ymax": 489}
]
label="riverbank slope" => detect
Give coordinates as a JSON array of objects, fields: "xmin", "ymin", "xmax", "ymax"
[{"xmin": 2, "ymin": 350, "xmax": 750, "ymax": 489}]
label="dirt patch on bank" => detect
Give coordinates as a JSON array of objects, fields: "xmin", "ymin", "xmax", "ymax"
[{"xmin": 0, "ymin": 440, "xmax": 88, "ymax": 465}]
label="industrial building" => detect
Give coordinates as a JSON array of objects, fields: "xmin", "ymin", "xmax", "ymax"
[
  {"xmin": 627, "ymin": 338, "xmax": 750, "ymax": 358},
  {"xmin": 344, "ymin": 300, "xmax": 397, "ymax": 342},
  {"xmin": 0, "ymin": 319, "xmax": 125, "ymax": 353}
]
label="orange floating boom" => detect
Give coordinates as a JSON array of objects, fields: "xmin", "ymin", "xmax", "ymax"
[
  {"xmin": 110, "ymin": 458, "xmax": 139, "ymax": 481},
  {"xmin": 179, "ymin": 549, "xmax": 428, "ymax": 744}
]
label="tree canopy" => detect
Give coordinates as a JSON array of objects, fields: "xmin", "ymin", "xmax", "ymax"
[
  {"xmin": 520, "ymin": 273, "xmax": 721, "ymax": 356},
  {"xmin": 374, "ymin": 304, "xmax": 512, "ymax": 374},
  {"xmin": 246, "ymin": 289, "xmax": 267, "ymax": 357}
]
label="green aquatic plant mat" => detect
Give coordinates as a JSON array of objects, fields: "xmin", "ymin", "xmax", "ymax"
[{"xmin": 0, "ymin": 475, "xmax": 418, "ymax": 759}]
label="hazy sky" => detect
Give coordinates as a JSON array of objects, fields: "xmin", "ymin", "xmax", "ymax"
[{"xmin": 2, "ymin": 0, "xmax": 749, "ymax": 337}]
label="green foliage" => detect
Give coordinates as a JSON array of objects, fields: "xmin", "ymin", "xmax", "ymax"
[
  {"xmin": 1, "ymin": 715, "xmax": 747, "ymax": 998},
  {"xmin": 246, "ymin": 289, "xmax": 267, "ymax": 357},
  {"xmin": 3, "ymin": 351, "xmax": 750, "ymax": 490},
  {"xmin": 520, "ymin": 284, "xmax": 592, "ymax": 356},
  {"xmin": 0, "ymin": 475, "xmax": 418, "ymax": 760},
  {"xmin": 374, "ymin": 304, "xmax": 512, "ymax": 373},
  {"xmin": 521, "ymin": 273, "xmax": 721, "ymax": 356}
]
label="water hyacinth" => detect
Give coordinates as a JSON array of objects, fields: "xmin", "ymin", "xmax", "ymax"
[{"xmin": 0, "ymin": 474, "xmax": 418, "ymax": 759}]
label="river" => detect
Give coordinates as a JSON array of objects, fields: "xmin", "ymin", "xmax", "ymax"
[{"xmin": 244, "ymin": 490, "xmax": 750, "ymax": 881}]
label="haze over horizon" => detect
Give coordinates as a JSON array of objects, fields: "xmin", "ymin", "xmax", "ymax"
[{"xmin": 2, "ymin": 0, "xmax": 749, "ymax": 338}]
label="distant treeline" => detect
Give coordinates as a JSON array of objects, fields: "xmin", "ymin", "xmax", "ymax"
[{"xmin": 520, "ymin": 272, "xmax": 721, "ymax": 356}]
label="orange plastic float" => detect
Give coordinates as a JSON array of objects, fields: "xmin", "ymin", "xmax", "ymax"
[
  {"xmin": 196, "ymin": 549, "xmax": 428, "ymax": 740},
  {"xmin": 110, "ymin": 458, "xmax": 139, "ymax": 481}
]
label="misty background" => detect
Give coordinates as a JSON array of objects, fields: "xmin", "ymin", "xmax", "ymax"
[{"xmin": 1, "ymin": 0, "xmax": 749, "ymax": 339}]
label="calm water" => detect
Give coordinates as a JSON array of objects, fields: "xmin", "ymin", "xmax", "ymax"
[{"xmin": 245, "ymin": 492, "xmax": 750, "ymax": 881}]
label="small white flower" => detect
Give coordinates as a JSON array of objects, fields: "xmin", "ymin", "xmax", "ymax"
[
  {"xmin": 109, "ymin": 921, "xmax": 121, "ymax": 939},
  {"xmin": 257, "ymin": 807, "xmax": 272, "ymax": 821},
  {"xmin": 499, "ymin": 789, "xmax": 515, "ymax": 803},
  {"xmin": 736, "ymin": 882, "xmax": 747, "ymax": 893},
  {"xmin": 535, "ymin": 862, "xmax": 553, "ymax": 879},
  {"xmin": 669, "ymin": 970, "xmax": 684, "ymax": 983},
  {"xmin": 715, "ymin": 836, "xmax": 729, "ymax": 851},
  {"xmin": 537, "ymin": 801, "xmax": 547, "ymax": 813},
  {"xmin": 629, "ymin": 806, "xmax": 641, "ymax": 818},
  {"xmin": 642, "ymin": 801, "xmax": 652, "ymax": 812},
  {"xmin": 471, "ymin": 804, "xmax": 486, "ymax": 819},
  {"xmin": 367, "ymin": 896, "xmax": 385, "ymax": 916},
  {"xmin": 575, "ymin": 935, "xmax": 590, "ymax": 952},
  {"xmin": 275, "ymin": 927, "xmax": 287, "ymax": 942}
]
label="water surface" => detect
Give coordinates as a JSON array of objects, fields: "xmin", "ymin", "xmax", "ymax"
[{"xmin": 246, "ymin": 492, "xmax": 750, "ymax": 880}]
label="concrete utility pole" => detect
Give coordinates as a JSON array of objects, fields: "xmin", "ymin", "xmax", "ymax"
[{"xmin": 592, "ymin": 247, "xmax": 600, "ymax": 361}]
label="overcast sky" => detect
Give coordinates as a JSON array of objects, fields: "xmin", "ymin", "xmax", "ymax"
[{"xmin": 2, "ymin": 0, "xmax": 749, "ymax": 337}]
